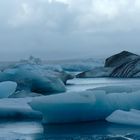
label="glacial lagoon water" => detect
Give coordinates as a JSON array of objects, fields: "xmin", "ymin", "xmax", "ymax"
[
  {"xmin": 1, "ymin": 78, "xmax": 140, "ymax": 140},
  {"xmin": 67, "ymin": 77, "xmax": 140, "ymax": 92}
]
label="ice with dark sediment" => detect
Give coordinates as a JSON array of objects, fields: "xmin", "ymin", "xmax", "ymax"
[{"xmin": 77, "ymin": 51, "xmax": 140, "ymax": 78}]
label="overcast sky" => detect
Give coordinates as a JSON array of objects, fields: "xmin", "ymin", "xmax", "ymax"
[{"xmin": 1, "ymin": 0, "xmax": 140, "ymax": 60}]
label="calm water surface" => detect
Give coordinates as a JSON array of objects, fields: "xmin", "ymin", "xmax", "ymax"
[{"xmin": 66, "ymin": 77, "xmax": 140, "ymax": 92}]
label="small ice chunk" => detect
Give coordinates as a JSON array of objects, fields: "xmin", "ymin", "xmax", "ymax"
[
  {"xmin": 0, "ymin": 81, "xmax": 17, "ymax": 98},
  {"xmin": 106, "ymin": 109, "xmax": 140, "ymax": 126}
]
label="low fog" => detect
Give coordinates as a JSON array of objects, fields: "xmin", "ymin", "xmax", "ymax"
[{"xmin": 0, "ymin": 0, "xmax": 140, "ymax": 60}]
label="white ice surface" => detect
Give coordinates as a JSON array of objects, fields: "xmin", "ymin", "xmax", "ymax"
[
  {"xmin": 89, "ymin": 85, "xmax": 140, "ymax": 94},
  {"xmin": 106, "ymin": 109, "xmax": 140, "ymax": 126}
]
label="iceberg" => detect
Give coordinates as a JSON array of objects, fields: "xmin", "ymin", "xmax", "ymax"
[
  {"xmin": 0, "ymin": 68, "xmax": 66, "ymax": 94},
  {"xmin": 88, "ymin": 85, "xmax": 140, "ymax": 94},
  {"xmin": 105, "ymin": 51, "xmax": 140, "ymax": 78},
  {"xmin": 29, "ymin": 89, "xmax": 140, "ymax": 124},
  {"xmin": 106, "ymin": 109, "xmax": 140, "ymax": 126},
  {"xmin": 29, "ymin": 91, "xmax": 97, "ymax": 123},
  {"xmin": 77, "ymin": 51, "xmax": 140, "ymax": 78},
  {"xmin": 0, "ymin": 98, "xmax": 42, "ymax": 119},
  {"xmin": 0, "ymin": 81, "xmax": 17, "ymax": 98},
  {"xmin": 9, "ymin": 90, "xmax": 42, "ymax": 98},
  {"xmin": 0, "ymin": 59, "xmax": 75, "ymax": 95},
  {"xmin": 77, "ymin": 67, "xmax": 113, "ymax": 78}
]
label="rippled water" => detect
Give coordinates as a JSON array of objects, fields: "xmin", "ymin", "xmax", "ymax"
[{"xmin": 1, "ymin": 78, "xmax": 140, "ymax": 140}]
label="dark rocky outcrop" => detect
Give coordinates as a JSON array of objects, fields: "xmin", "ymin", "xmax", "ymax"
[{"xmin": 77, "ymin": 51, "xmax": 140, "ymax": 78}]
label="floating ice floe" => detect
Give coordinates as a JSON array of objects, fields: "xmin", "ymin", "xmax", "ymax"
[
  {"xmin": 77, "ymin": 67, "xmax": 113, "ymax": 78},
  {"xmin": 29, "ymin": 89, "xmax": 140, "ymax": 124},
  {"xmin": 0, "ymin": 57, "xmax": 75, "ymax": 96},
  {"xmin": 29, "ymin": 90, "xmax": 96, "ymax": 123},
  {"xmin": 9, "ymin": 90, "xmax": 42, "ymax": 98},
  {"xmin": 106, "ymin": 109, "xmax": 140, "ymax": 126},
  {"xmin": 0, "ymin": 81, "xmax": 17, "ymax": 98},
  {"xmin": 0, "ymin": 97, "xmax": 42, "ymax": 119},
  {"xmin": 0, "ymin": 67, "xmax": 66, "ymax": 94},
  {"xmin": 88, "ymin": 84, "xmax": 140, "ymax": 94}
]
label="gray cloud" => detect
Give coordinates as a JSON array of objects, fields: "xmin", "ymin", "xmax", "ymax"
[{"xmin": 0, "ymin": 0, "xmax": 140, "ymax": 60}]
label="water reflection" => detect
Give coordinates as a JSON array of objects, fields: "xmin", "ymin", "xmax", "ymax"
[
  {"xmin": 0, "ymin": 121, "xmax": 43, "ymax": 134},
  {"xmin": 0, "ymin": 120, "xmax": 140, "ymax": 139},
  {"xmin": 43, "ymin": 121, "xmax": 140, "ymax": 136},
  {"xmin": 0, "ymin": 120, "xmax": 44, "ymax": 140}
]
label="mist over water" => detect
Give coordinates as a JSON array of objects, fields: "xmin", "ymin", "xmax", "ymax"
[{"xmin": 1, "ymin": 0, "xmax": 140, "ymax": 60}]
